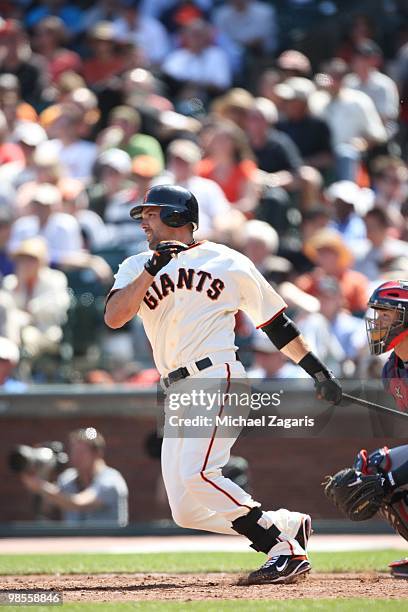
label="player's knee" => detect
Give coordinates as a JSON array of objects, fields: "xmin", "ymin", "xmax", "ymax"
[{"xmin": 170, "ymin": 506, "xmax": 195, "ymax": 529}]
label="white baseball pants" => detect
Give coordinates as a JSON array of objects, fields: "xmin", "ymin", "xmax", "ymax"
[{"xmin": 161, "ymin": 360, "xmax": 308, "ymax": 556}]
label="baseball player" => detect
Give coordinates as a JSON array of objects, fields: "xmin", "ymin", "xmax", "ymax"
[
  {"xmin": 105, "ymin": 184, "xmax": 342, "ymax": 584},
  {"xmin": 324, "ymin": 280, "xmax": 408, "ymax": 578}
]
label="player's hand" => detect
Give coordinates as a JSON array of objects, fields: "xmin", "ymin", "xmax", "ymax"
[
  {"xmin": 144, "ymin": 241, "xmax": 188, "ymax": 276},
  {"xmin": 314, "ymin": 371, "xmax": 342, "ymax": 404}
]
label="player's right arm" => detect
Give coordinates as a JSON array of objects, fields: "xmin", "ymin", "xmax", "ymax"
[
  {"xmin": 105, "ymin": 241, "xmax": 188, "ymax": 329},
  {"xmin": 104, "ymin": 269, "xmax": 154, "ymax": 329}
]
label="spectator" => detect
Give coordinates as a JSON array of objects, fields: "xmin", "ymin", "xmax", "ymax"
[
  {"xmin": 53, "ymin": 70, "xmax": 86, "ymax": 104},
  {"xmin": 370, "ymin": 156, "xmax": 408, "ymax": 228},
  {"xmin": 32, "ymin": 17, "xmax": 82, "ymax": 84},
  {"xmin": 157, "ymin": 138, "xmax": 233, "ymax": 239},
  {"xmin": 127, "ymin": 155, "xmax": 162, "ymax": 238},
  {"xmin": 105, "ymin": 105, "xmax": 164, "ymax": 169},
  {"xmin": 10, "ymin": 183, "xmax": 83, "ymax": 266},
  {"xmin": 13, "ymin": 142, "xmax": 62, "ymax": 215},
  {"xmin": 257, "ymin": 68, "xmax": 281, "ymax": 104},
  {"xmin": 213, "ymin": 0, "xmax": 278, "ymax": 55},
  {"xmin": 6, "ymin": 121, "xmax": 48, "ymax": 189},
  {"xmin": 245, "ymin": 96, "xmax": 321, "ymax": 225},
  {"xmin": 58, "ymin": 178, "xmax": 109, "ymax": 251},
  {"xmin": 247, "ymin": 328, "xmax": 302, "ymax": 378},
  {"xmin": 301, "ymin": 206, "xmax": 331, "ymax": 243},
  {"xmin": 81, "ymin": 0, "xmax": 120, "ymax": 32},
  {"xmin": 162, "ymin": 19, "xmax": 232, "ymax": 98},
  {"xmin": 336, "ymin": 13, "xmax": 377, "ymax": 64},
  {"xmin": 25, "ymin": 1, "xmax": 84, "ymax": 35},
  {"xmin": 325, "ymin": 180, "xmax": 371, "ymax": 246},
  {"xmin": 43, "ymin": 103, "xmax": 98, "ymax": 181},
  {"xmin": 355, "ymin": 207, "xmax": 407, "ymax": 282},
  {"xmin": 0, "ymin": 73, "xmax": 38, "ymax": 135},
  {"xmin": 113, "ymin": 0, "xmax": 170, "ymax": 67},
  {"xmin": 345, "ymin": 40, "xmax": 400, "ymax": 138},
  {"xmin": 122, "ymin": 67, "xmax": 173, "ymax": 113},
  {"xmin": 276, "ymin": 77, "xmax": 333, "ymax": 173},
  {"xmin": 3, "ymin": 237, "xmax": 70, "ymax": 359},
  {"xmin": 246, "ymin": 97, "xmax": 302, "ymax": 178},
  {"xmin": 82, "ymin": 22, "xmax": 127, "ymax": 87},
  {"xmin": 0, "ymin": 336, "xmax": 25, "ymax": 391},
  {"xmin": 297, "ymin": 276, "xmax": 366, "ymax": 377},
  {"xmin": 67, "ymin": 87, "xmax": 101, "ymax": 141},
  {"xmin": 0, "ymin": 207, "xmax": 15, "ymax": 279},
  {"xmin": 211, "ymin": 87, "xmax": 254, "ymax": 130},
  {"xmin": 276, "ymin": 50, "xmax": 312, "ymax": 79},
  {"xmin": 21, "ymin": 427, "xmax": 129, "ymax": 526},
  {"xmin": 310, "ymin": 58, "xmax": 387, "ymax": 181},
  {"xmin": 240, "ymin": 219, "xmax": 279, "ymax": 274},
  {"xmin": 299, "ymin": 228, "xmax": 369, "ymax": 315},
  {"xmin": 92, "ymin": 148, "xmax": 145, "ymax": 251},
  {"xmin": 0, "ymin": 19, "xmax": 45, "ymax": 109},
  {"xmin": 197, "ymin": 120, "xmax": 258, "ymax": 213},
  {"xmin": 89, "ymin": 147, "xmax": 132, "ymax": 221},
  {"xmin": 0, "ymin": 107, "xmax": 25, "ymax": 166},
  {"xmin": 8, "ymin": 182, "xmax": 113, "ymax": 284}
]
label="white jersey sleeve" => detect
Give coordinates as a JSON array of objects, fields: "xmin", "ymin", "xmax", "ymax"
[
  {"xmin": 235, "ymin": 257, "xmax": 287, "ymax": 328},
  {"xmin": 110, "ymin": 252, "xmax": 149, "ymax": 292}
]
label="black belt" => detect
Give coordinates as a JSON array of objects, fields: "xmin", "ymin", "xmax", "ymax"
[{"xmin": 163, "ymin": 357, "xmax": 213, "ymax": 388}]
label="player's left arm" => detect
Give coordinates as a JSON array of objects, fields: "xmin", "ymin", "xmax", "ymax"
[
  {"xmin": 236, "ymin": 256, "xmax": 342, "ymax": 403},
  {"xmin": 261, "ymin": 312, "xmax": 342, "ymax": 404}
]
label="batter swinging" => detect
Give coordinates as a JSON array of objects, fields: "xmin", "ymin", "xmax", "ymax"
[{"xmin": 105, "ymin": 185, "xmax": 342, "ymax": 584}]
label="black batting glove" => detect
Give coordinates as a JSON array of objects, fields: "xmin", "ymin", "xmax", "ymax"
[
  {"xmin": 298, "ymin": 352, "xmax": 342, "ymax": 405},
  {"xmin": 313, "ymin": 370, "xmax": 342, "ymax": 405},
  {"xmin": 144, "ymin": 241, "xmax": 188, "ymax": 276}
]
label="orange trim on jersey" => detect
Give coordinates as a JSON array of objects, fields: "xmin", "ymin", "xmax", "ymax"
[
  {"xmin": 200, "ymin": 363, "xmax": 252, "ymax": 510},
  {"xmin": 256, "ymin": 307, "xmax": 286, "ymax": 330},
  {"xmin": 186, "ymin": 240, "xmax": 206, "ymax": 250}
]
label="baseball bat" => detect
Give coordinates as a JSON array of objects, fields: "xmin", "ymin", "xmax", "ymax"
[{"xmin": 342, "ymin": 392, "xmax": 408, "ymax": 419}]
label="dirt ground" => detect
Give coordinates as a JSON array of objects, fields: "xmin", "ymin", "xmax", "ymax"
[{"xmin": 1, "ymin": 572, "xmax": 407, "ymax": 602}]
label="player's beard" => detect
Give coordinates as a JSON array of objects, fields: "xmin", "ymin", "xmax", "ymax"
[
  {"xmin": 145, "ymin": 230, "xmax": 158, "ymax": 250},
  {"xmin": 148, "ymin": 233, "xmax": 165, "ymax": 251}
]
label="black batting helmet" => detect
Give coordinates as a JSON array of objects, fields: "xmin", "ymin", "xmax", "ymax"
[{"xmin": 130, "ymin": 185, "xmax": 199, "ymax": 231}]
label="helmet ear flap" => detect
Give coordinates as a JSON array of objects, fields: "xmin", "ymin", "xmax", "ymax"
[{"xmin": 159, "ymin": 206, "xmax": 196, "ymax": 229}]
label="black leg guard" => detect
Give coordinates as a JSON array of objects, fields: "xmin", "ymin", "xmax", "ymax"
[{"xmin": 231, "ymin": 507, "xmax": 281, "ymax": 553}]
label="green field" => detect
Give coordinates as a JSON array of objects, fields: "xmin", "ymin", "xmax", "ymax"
[
  {"xmin": 0, "ymin": 551, "xmax": 407, "ymax": 611},
  {"xmin": 0, "ymin": 549, "xmax": 406, "ymax": 575},
  {"xmin": 2, "ymin": 602, "xmax": 408, "ymax": 612}
]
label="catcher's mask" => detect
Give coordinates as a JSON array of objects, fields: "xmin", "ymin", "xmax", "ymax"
[
  {"xmin": 130, "ymin": 184, "xmax": 199, "ymax": 231},
  {"xmin": 365, "ymin": 280, "xmax": 408, "ymax": 355}
]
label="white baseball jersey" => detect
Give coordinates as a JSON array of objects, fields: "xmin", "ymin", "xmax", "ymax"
[{"xmin": 110, "ymin": 240, "xmax": 286, "ymax": 376}]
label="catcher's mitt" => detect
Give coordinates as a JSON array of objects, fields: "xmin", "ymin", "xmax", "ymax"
[{"xmin": 323, "ymin": 467, "xmax": 386, "ymax": 521}]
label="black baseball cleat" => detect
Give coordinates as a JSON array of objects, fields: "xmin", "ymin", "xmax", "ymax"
[
  {"xmin": 246, "ymin": 554, "xmax": 311, "ymax": 585},
  {"xmin": 294, "ymin": 515, "xmax": 312, "ymax": 552}
]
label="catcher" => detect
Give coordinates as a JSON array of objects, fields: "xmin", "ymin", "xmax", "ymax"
[{"xmin": 324, "ymin": 280, "xmax": 408, "ymax": 578}]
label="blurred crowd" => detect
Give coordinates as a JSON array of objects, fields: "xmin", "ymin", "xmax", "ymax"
[{"xmin": 0, "ymin": 0, "xmax": 407, "ymax": 385}]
